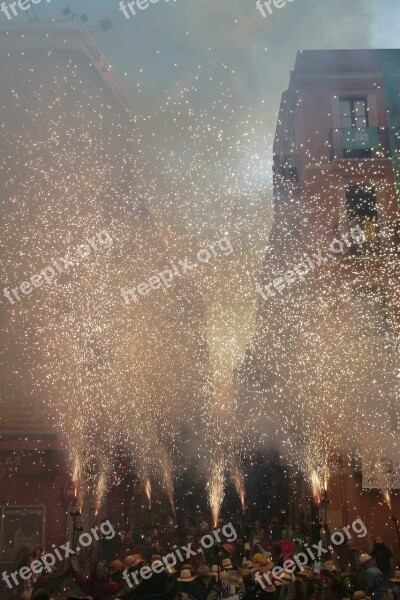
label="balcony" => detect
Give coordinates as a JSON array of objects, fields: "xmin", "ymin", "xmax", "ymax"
[{"xmin": 329, "ymin": 127, "xmax": 391, "ymax": 160}]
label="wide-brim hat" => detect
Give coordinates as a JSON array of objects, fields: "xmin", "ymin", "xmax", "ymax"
[
  {"xmin": 323, "ymin": 561, "xmax": 337, "ymax": 572},
  {"xmin": 222, "ymin": 558, "xmax": 234, "ymax": 570},
  {"xmin": 242, "ymin": 561, "xmax": 256, "ymax": 573},
  {"xmin": 124, "ymin": 555, "xmax": 141, "ymax": 567},
  {"xmin": 177, "ymin": 569, "xmax": 196, "ymax": 582},
  {"xmin": 197, "ymin": 566, "xmax": 212, "ymax": 579},
  {"xmin": 297, "ymin": 566, "xmax": 314, "ymax": 578},
  {"xmin": 258, "ymin": 560, "xmax": 274, "ymax": 573},
  {"xmin": 252, "ymin": 553, "xmax": 265, "ymax": 565},
  {"xmin": 242, "ymin": 560, "xmax": 253, "ymax": 569},
  {"xmin": 151, "ymin": 554, "xmax": 162, "ymax": 562},
  {"xmin": 279, "ymin": 571, "xmax": 293, "ymax": 582},
  {"xmin": 390, "ymin": 570, "xmax": 400, "ymax": 583},
  {"xmin": 359, "ymin": 554, "xmax": 372, "ymax": 567},
  {"xmin": 353, "ymin": 591, "xmax": 371, "ymax": 600},
  {"xmin": 109, "ymin": 559, "xmax": 124, "ymax": 573}
]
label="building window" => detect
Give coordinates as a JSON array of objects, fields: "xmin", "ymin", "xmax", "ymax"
[
  {"xmin": 0, "ymin": 505, "xmax": 45, "ymax": 563},
  {"xmin": 345, "ymin": 184, "xmax": 378, "ymax": 244},
  {"xmin": 339, "ymin": 97, "xmax": 371, "ymax": 158},
  {"xmin": 339, "ymin": 97, "xmax": 368, "ymax": 128}
]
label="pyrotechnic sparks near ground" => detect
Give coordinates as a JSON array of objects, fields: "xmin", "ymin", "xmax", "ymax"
[
  {"xmin": 230, "ymin": 461, "xmax": 246, "ymax": 512},
  {"xmin": 208, "ymin": 461, "xmax": 225, "ymax": 528}
]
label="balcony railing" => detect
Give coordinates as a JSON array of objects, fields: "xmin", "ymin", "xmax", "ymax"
[{"xmin": 329, "ymin": 127, "xmax": 391, "ymax": 160}]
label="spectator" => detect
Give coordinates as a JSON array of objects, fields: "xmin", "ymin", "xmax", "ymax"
[{"xmin": 371, "ymin": 537, "xmax": 393, "ymax": 589}]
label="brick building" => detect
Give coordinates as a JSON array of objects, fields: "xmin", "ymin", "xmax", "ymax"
[{"xmin": 241, "ymin": 50, "xmax": 400, "ymax": 548}]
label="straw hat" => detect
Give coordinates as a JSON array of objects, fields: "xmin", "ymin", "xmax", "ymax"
[
  {"xmin": 222, "ymin": 558, "xmax": 234, "ymax": 570},
  {"xmin": 109, "ymin": 559, "xmax": 124, "ymax": 573},
  {"xmin": 390, "ymin": 570, "xmax": 400, "ymax": 583},
  {"xmin": 242, "ymin": 560, "xmax": 253, "ymax": 568},
  {"xmin": 262, "ymin": 583, "xmax": 276, "ymax": 592},
  {"xmin": 252, "ymin": 553, "xmax": 265, "ymax": 565},
  {"xmin": 323, "ymin": 561, "xmax": 337, "ymax": 572},
  {"xmin": 353, "ymin": 591, "xmax": 371, "ymax": 600},
  {"xmin": 124, "ymin": 555, "xmax": 141, "ymax": 567},
  {"xmin": 359, "ymin": 554, "xmax": 372, "ymax": 567},
  {"xmin": 241, "ymin": 569, "xmax": 254, "ymax": 581},
  {"xmin": 258, "ymin": 559, "xmax": 274, "ymax": 573},
  {"xmin": 279, "ymin": 571, "xmax": 294, "ymax": 582},
  {"xmin": 151, "ymin": 554, "xmax": 162, "ymax": 563},
  {"xmin": 297, "ymin": 565, "xmax": 314, "ymax": 578},
  {"xmin": 197, "ymin": 566, "xmax": 212, "ymax": 580},
  {"xmin": 242, "ymin": 560, "xmax": 256, "ymax": 573},
  {"xmin": 177, "ymin": 569, "xmax": 196, "ymax": 582},
  {"xmin": 211, "ymin": 565, "xmax": 228, "ymax": 580}
]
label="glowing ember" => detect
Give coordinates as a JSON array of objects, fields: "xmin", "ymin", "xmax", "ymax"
[{"xmin": 144, "ymin": 476, "xmax": 152, "ymax": 510}]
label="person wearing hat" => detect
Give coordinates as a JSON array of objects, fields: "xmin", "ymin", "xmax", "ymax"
[
  {"xmin": 177, "ymin": 568, "xmax": 198, "ymax": 600},
  {"xmin": 254, "ymin": 571, "xmax": 276, "ymax": 600},
  {"xmin": 371, "ymin": 537, "xmax": 393, "ymax": 589},
  {"xmin": 359, "ymin": 554, "xmax": 384, "ymax": 600},
  {"xmin": 220, "ymin": 556, "xmax": 246, "ymax": 599},
  {"xmin": 109, "ymin": 559, "xmax": 124, "ymax": 574},
  {"xmin": 241, "ymin": 562, "xmax": 257, "ymax": 593},
  {"xmin": 280, "ymin": 531, "xmax": 295, "ymax": 562},
  {"xmin": 389, "ymin": 570, "xmax": 400, "ymax": 593},
  {"xmin": 353, "ymin": 591, "xmax": 371, "ymax": 600},
  {"xmin": 322, "ymin": 560, "xmax": 342, "ymax": 600},
  {"xmin": 191, "ymin": 566, "xmax": 214, "ymax": 600}
]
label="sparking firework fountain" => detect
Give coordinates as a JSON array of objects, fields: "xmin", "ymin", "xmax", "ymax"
[{"xmin": 208, "ymin": 462, "xmax": 225, "ymax": 527}]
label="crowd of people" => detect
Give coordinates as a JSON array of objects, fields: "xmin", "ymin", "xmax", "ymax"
[{"xmin": 10, "ymin": 518, "xmax": 400, "ymax": 600}]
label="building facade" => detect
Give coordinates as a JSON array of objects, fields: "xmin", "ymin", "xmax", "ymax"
[
  {"xmin": 246, "ymin": 50, "xmax": 400, "ymax": 547},
  {"xmin": 0, "ymin": 24, "xmax": 134, "ymax": 567}
]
